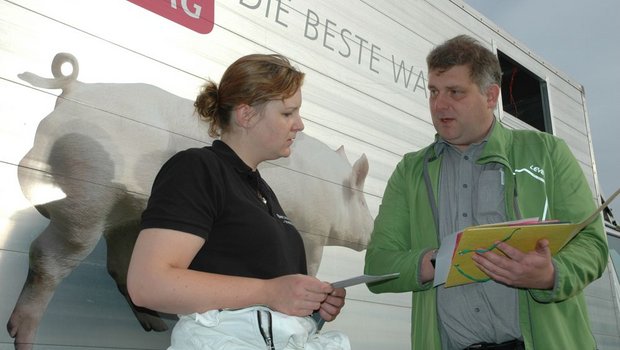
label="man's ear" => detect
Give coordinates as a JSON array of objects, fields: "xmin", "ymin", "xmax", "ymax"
[
  {"xmin": 486, "ymin": 84, "xmax": 501, "ymax": 110},
  {"xmin": 234, "ymin": 104, "xmax": 254, "ymax": 128}
]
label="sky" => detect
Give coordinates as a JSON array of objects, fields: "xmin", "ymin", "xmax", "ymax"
[{"xmin": 464, "ymin": 0, "xmax": 620, "ymax": 221}]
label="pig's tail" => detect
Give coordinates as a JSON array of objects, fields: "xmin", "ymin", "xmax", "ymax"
[{"xmin": 194, "ymin": 79, "xmax": 223, "ymax": 138}]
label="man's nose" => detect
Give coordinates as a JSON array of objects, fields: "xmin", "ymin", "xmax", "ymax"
[{"xmin": 433, "ymin": 92, "xmax": 449, "ymax": 110}]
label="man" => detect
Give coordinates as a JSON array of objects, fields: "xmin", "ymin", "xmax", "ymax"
[{"xmin": 364, "ymin": 34, "xmax": 607, "ymax": 350}]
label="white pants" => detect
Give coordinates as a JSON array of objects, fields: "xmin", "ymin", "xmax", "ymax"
[{"xmin": 168, "ymin": 306, "xmax": 351, "ymax": 350}]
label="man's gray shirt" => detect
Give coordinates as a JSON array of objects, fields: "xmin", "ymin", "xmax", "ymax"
[{"xmin": 434, "ymin": 139, "xmax": 522, "ymax": 350}]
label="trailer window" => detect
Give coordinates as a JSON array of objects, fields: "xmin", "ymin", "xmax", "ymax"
[{"xmin": 497, "ymin": 51, "xmax": 552, "ymax": 133}]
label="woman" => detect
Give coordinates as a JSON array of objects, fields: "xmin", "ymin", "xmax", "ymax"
[{"xmin": 127, "ymin": 54, "xmax": 349, "ymax": 349}]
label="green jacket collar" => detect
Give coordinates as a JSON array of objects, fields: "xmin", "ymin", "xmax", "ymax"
[
  {"xmin": 428, "ymin": 118, "xmax": 513, "ymax": 169},
  {"xmin": 479, "ymin": 119, "xmax": 513, "ymax": 168}
]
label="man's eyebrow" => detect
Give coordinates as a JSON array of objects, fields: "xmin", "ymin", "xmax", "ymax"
[{"xmin": 430, "ymin": 84, "xmax": 464, "ymax": 90}]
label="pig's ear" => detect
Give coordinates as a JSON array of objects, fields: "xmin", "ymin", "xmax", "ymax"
[
  {"xmin": 336, "ymin": 145, "xmax": 350, "ymax": 163},
  {"xmin": 352, "ymin": 154, "xmax": 369, "ymax": 189}
]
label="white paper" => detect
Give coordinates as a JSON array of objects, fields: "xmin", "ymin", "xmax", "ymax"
[
  {"xmin": 433, "ymin": 230, "xmax": 459, "ymax": 287},
  {"xmin": 331, "ymin": 272, "xmax": 400, "ymax": 289}
]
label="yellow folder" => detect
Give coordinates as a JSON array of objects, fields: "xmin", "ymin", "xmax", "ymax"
[
  {"xmin": 445, "ymin": 221, "xmax": 579, "ymax": 287},
  {"xmin": 444, "ymin": 188, "xmax": 619, "ymax": 287}
]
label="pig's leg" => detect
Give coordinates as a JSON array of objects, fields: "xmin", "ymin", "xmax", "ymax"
[
  {"xmin": 300, "ymin": 233, "xmax": 326, "ymax": 276},
  {"xmin": 7, "ymin": 217, "xmax": 104, "ymax": 350},
  {"xmin": 104, "ymin": 195, "xmax": 169, "ymax": 332},
  {"xmin": 9, "ymin": 133, "xmax": 117, "ymax": 349}
]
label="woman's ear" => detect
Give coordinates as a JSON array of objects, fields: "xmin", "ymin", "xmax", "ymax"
[{"xmin": 233, "ymin": 104, "xmax": 254, "ymax": 128}]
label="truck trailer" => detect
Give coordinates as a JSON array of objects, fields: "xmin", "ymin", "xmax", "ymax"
[{"xmin": 1, "ymin": 1, "xmax": 619, "ymax": 349}]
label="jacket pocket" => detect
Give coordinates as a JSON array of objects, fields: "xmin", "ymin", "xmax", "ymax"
[{"xmin": 475, "ymin": 169, "xmax": 506, "ymax": 224}]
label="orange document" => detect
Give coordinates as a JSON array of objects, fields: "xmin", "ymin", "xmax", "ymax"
[{"xmin": 444, "ymin": 188, "xmax": 619, "ymax": 287}]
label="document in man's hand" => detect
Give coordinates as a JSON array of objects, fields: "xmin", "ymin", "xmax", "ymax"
[
  {"xmin": 444, "ymin": 220, "xmax": 579, "ymax": 287},
  {"xmin": 443, "ymin": 187, "xmax": 620, "ymax": 287}
]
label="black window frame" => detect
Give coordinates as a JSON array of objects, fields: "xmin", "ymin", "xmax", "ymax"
[{"xmin": 497, "ymin": 50, "xmax": 552, "ymax": 133}]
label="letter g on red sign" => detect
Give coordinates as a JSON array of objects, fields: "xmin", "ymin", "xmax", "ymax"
[{"xmin": 128, "ymin": 0, "xmax": 214, "ymax": 34}]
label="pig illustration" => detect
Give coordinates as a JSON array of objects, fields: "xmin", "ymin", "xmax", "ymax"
[{"xmin": 7, "ymin": 53, "xmax": 373, "ymax": 349}]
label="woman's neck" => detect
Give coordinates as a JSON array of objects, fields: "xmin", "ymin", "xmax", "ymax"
[{"xmin": 220, "ymin": 134, "xmax": 259, "ymax": 170}]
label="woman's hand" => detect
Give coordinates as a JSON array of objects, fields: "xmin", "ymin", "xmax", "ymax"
[
  {"xmin": 318, "ymin": 287, "xmax": 346, "ymax": 322},
  {"xmin": 265, "ymin": 274, "xmax": 333, "ymax": 317}
]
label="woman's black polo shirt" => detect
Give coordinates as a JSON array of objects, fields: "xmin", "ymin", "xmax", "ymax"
[{"xmin": 141, "ymin": 140, "xmax": 308, "ymax": 278}]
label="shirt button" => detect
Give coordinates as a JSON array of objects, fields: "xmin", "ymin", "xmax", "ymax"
[
  {"xmin": 464, "ymin": 155, "xmax": 469, "ymax": 160},
  {"xmin": 474, "ymin": 307, "xmax": 480, "ymax": 312},
  {"xmin": 463, "ymin": 184, "xmax": 468, "ymax": 188},
  {"xmin": 462, "ymin": 213, "xmax": 468, "ymax": 217}
]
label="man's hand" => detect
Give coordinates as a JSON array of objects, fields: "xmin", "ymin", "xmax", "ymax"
[
  {"xmin": 420, "ymin": 249, "xmax": 437, "ymax": 284},
  {"xmin": 472, "ymin": 239, "xmax": 555, "ymax": 289}
]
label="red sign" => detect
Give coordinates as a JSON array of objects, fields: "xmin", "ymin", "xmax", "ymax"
[{"xmin": 129, "ymin": 0, "xmax": 214, "ymax": 34}]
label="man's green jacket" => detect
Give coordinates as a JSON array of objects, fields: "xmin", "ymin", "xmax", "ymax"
[{"xmin": 364, "ymin": 121, "xmax": 608, "ymax": 349}]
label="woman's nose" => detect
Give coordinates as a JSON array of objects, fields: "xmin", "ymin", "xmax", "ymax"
[{"xmin": 295, "ymin": 115, "xmax": 305, "ymax": 131}]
